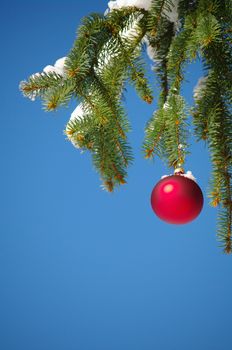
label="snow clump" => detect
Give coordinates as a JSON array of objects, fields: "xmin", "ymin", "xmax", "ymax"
[
  {"xmin": 43, "ymin": 57, "xmax": 67, "ymax": 76},
  {"xmin": 65, "ymin": 104, "xmax": 85, "ymax": 149},
  {"xmin": 193, "ymin": 76, "xmax": 208, "ymax": 101},
  {"xmin": 161, "ymin": 171, "xmax": 197, "ymax": 182},
  {"xmin": 107, "ymin": 0, "xmax": 153, "ymax": 11},
  {"xmin": 106, "ymin": 0, "xmax": 180, "ymax": 25}
]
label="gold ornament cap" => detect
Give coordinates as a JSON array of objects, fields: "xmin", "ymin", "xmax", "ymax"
[{"xmin": 174, "ymin": 167, "xmax": 185, "ymax": 175}]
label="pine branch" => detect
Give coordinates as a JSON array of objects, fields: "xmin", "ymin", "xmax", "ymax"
[
  {"xmin": 167, "ymin": 29, "xmax": 191, "ymax": 91},
  {"xmin": 67, "ymin": 9, "xmax": 150, "ymax": 190},
  {"xmin": 66, "ymin": 8, "xmax": 147, "ymax": 79},
  {"xmin": 162, "ymin": 93, "xmax": 189, "ymax": 168},
  {"xmin": 128, "ymin": 56, "xmax": 154, "ymax": 104},
  {"xmin": 147, "ymin": 0, "xmax": 175, "ymax": 35},
  {"xmin": 193, "ymin": 0, "xmax": 232, "ymax": 252},
  {"xmin": 19, "ymin": 0, "xmax": 232, "ymax": 253},
  {"xmin": 20, "ymin": 73, "xmax": 64, "ymax": 101},
  {"xmin": 43, "ymin": 80, "xmax": 76, "ymax": 111},
  {"xmin": 144, "ymin": 2, "xmax": 190, "ymax": 167},
  {"xmin": 145, "ymin": 15, "xmax": 175, "ymax": 105},
  {"xmin": 143, "ymin": 108, "xmax": 166, "ymax": 159}
]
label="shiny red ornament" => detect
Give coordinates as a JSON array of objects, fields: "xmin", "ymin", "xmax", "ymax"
[{"xmin": 151, "ymin": 175, "xmax": 204, "ymax": 224}]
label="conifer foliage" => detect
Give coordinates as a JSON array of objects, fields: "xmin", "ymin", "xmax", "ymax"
[{"xmin": 20, "ymin": 0, "xmax": 231, "ymax": 253}]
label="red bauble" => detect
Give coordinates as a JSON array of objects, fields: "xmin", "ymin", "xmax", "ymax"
[{"xmin": 151, "ymin": 175, "xmax": 204, "ymax": 224}]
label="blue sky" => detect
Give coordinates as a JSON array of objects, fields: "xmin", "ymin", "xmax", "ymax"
[{"xmin": 1, "ymin": 1, "xmax": 232, "ymax": 350}]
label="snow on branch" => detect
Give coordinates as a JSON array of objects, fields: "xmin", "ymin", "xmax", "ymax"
[
  {"xmin": 27, "ymin": 1, "xmax": 181, "ymax": 129},
  {"xmin": 193, "ymin": 76, "xmax": 208, "ymax": 101},
  {"xmin": 107, "ymin": 0, "xmax": 153, "ymax": 11},
  {"xmin": 42, "ymin": 57, "xmax": 67, "ymax": 76},
  {"xmin": 106, "ymin": 0, "xmax": 180, "ymax": 24}
]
